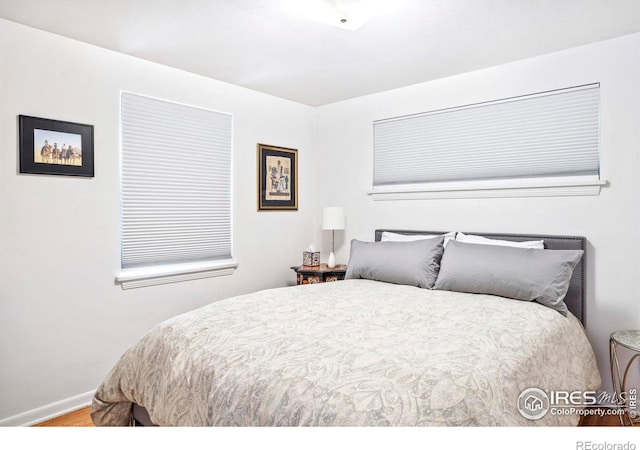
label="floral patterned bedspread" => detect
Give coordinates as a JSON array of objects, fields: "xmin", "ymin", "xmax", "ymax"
[{"xmin": 91, "ymin": 280, "xmax": 600, "ymax": 426}]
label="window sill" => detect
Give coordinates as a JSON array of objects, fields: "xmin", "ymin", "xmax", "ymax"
[
  {"xmin": 115, "ymin": 260, "xmax": 238, "ymax": 289},
  {"xmin": 369, "ymin": 177, "xmax": 607, "ymax": 200}
]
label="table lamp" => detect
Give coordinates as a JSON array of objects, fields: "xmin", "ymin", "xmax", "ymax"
[{"xmin": 322, "ymin": 207, "xmax": 345, "ymax": 268}]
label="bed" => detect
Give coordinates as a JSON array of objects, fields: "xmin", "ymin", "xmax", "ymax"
[{"xmin": 91, "ymin": 230, "xmax": 601, "ymax": 426}]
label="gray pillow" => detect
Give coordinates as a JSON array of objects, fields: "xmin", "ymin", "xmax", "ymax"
[
  {"xmin": 345, "ymin": 236, "xmax": 445, "ymax": 289},
  {"xmin": 433, "ymin": 240, "xmax": 584, "ymax": 316}
]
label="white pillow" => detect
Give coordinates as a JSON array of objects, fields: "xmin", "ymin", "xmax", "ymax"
[
  {"xmin": 381, "ymin": 231, "xmax": 456, "ymax": 247},
  {"xmin": 455, "ymin": 232, "xmax": 544, "ymax": 249}
]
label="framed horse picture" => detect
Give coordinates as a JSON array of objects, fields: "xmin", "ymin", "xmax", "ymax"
[
  {"xmin": 257, "ymin": 143, "xmax": 298, "ymax": 211},
  {"xmin": 19, "ymin": 115, "xmax": 94, "ymax": 177}
]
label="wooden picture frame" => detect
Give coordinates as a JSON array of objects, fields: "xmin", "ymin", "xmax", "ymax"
[
  {"xmin": 19, "ymin": 115, "xmax": 94, "ymax": 177},
  {"xmin": 257, "ymin": 143, "xmax": 298, "ymax": 211}
]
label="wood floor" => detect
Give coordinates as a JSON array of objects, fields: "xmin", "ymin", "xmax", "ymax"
[
  {"xmin": 34, "ymin": 406, "xmax": 624, "ymax": 427},
  {"xmin": 34, "ymin": 407, "xmax": 95, "ymax": 427},
  {"xmin": 579, "ymin": 408, "xmax": 626, "ymax": 426}
]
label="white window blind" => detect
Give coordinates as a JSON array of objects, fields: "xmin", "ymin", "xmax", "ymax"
[
  {"xmin": 120, "ymin": 92, "xmax": 232, "ymax": 270},
  {"xmin": 373, "ymin": 84, "xmax": 600, "ymax": 188}
]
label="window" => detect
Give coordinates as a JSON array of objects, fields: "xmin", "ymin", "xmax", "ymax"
[
  {"xmin": 371, "ymin": 84, "xmax": 604, "ymax": 199},
  {"xmin": 116, "ymin": 92, "xmax": 236, "ymax": 289}
]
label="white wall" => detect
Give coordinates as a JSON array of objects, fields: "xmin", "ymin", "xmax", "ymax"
[
  {"xmin": 314, "ymin": 33, "xmax": 640, "ymax": 399},
  {"xmin": 0, "ymin": 19, "xmax": 315, "ymax": 422}
]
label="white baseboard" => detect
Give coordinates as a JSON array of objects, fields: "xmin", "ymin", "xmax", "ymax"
[{"xmin": 0, "ymin": 390, "xmax": 95, "ymax": 427}]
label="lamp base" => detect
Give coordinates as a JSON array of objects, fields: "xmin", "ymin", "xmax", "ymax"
[{"xmin": 327, "ymin": 252, "xmax": 336, "ymax": 269}]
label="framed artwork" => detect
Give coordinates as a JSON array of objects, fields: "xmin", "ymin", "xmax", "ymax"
[
  {"xmin": 19, "ymin": 115, "xmax": 94, "ymax": 177},
  {"xmin": 257, "ymin": 143, "xmax": 298, "ymax": 211}
]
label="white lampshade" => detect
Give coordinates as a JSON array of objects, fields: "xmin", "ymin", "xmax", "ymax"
[{"xmin": 322, "ymin": 207, "xmax": 345, "ymax": 230}]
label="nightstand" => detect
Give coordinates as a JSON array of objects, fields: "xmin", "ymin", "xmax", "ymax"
[
  {"xmin": 609, "ymin": 330, "xmax": 640, "ymax": 426},
  {"xmin": 291, "ymin": 264, "xmax": 347, "ymax": 285}
]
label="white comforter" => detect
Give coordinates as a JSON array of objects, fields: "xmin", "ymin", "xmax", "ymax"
[{"xmin": 91, "ymin": 280, "xmax": 600, "ymax": 426}]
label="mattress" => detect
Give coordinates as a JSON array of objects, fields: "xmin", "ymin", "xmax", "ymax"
[{"xmin": 90, "ymin": 279, "xmax": 600, "ymax": 426}]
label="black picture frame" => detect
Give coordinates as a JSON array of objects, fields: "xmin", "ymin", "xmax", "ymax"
[
  {"xmin": 19, "ymin": 115, "xmax": 94, "ymax": 177},
  {"xmin": 257, "ymin": 143, "xmax": 298, "ymax": 211}
]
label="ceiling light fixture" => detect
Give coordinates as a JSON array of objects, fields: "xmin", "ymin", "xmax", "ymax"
[{"xmin": 286, "ymin": 0, "xmax": 405, "ymax": 31}]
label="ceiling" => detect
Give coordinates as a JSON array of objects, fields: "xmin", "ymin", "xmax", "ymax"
[{"xmin": 1, "ymin": 0, "xmax": 639, "ymax": 106}]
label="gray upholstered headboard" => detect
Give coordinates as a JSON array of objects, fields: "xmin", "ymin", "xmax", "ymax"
[{"xmin": 374, "ymin": 230, "xmax": 587, "ymax": 326}]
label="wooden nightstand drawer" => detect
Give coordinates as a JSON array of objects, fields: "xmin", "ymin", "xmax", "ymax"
[{"xmin": 291, "ymin": 264, "xmax": 347, "ymax": 285}]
